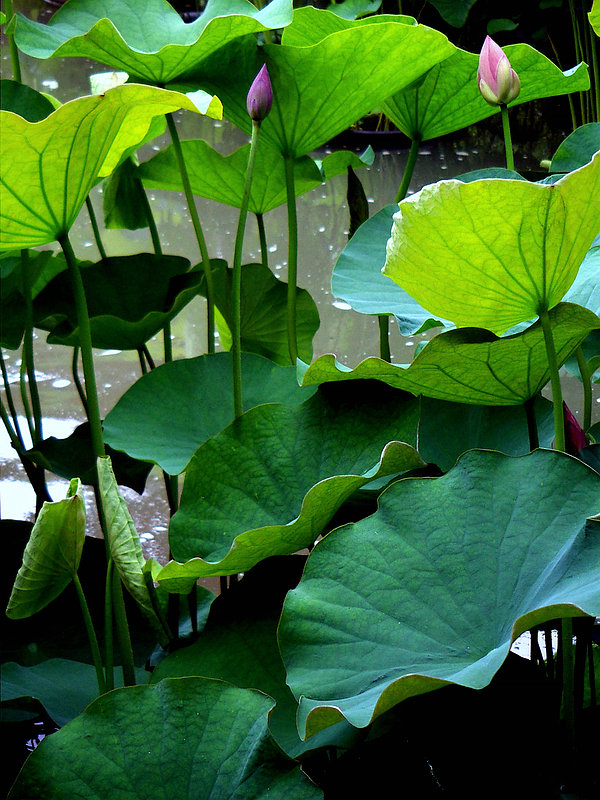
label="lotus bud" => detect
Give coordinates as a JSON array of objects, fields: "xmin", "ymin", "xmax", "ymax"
[
  {"xmin": 477, "ymin": 36, "xmax": 521, "ymax": 106},
  {"xmin": 246, "ymin": 65, "xmax": 273, "ymax": 121},
  {"xmin": 563, "ymin": 402, "xmax": 587, "ymax": 455}
]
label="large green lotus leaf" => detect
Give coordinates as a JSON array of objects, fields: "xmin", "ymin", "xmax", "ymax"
[
  {"xmin": 103, "ymin": 352, "xmax": 315, "ymax": 475},
  {"xmin": 279, "ymin": 449, "xmax": 600, "ymax": 738},
  {"xmin": 160, "ymin": 383, "xmax": 424, "ymax": 587},
  {"xmin": 419, "ymin": 395, "xmax": 555, "ymax": 472},
  {"xmin": 139, "ymin": 138, "xmax": 371, "ymax": 214},
  {"xmin": 193, "ymin": 14, "xmax": 454, "ymax": 158},
  {"xmin": 384, "ymin": 154, "xmax": 600, "ymax": 334},
  {"xmin": 7, "ymin": 678, "xmax": 320, "ymax": 800},
  {"xmin": 205, "ymin": 260, "xmax": 319, "ymax": 365},
  {"xmin": 6, "ymin": 480, "xmax": 85, "ymax": 620},
  {"xmin": 564, "ymin": 244, "xmax": 600, "ymax": 314},
  {"xmin": 589, "ymin": 0, "xmax": 600, "ymax": 37},
  {"xmin": 0, "ymin": 79, "xmax": 56, "ymax": 121},
  {"xmin": 383, "ymin": 44, "xmax": 589, "ymax": 141},
  {"xmin": 97, "ymin": 457, "xmax": 168, "ymax": 647},
  {"xmin": 299, "ymin": 304, "xmax": 600, "ymax": 405},
  {"xmin": 550, "ymin": 122, "xmax": 600, "ymax": 173},
  {"xmin": 327, "ymin": 0, "xmax": 383, "ymax": 20},
  {"xmin": 279, "ymin": 6, "xmax": 415, "ymax": 45},
  {"xmin": 0, "ymin": 83, "xmax": 220, "ymax": 250},
  {"xmin": 426, "ymin": 0, "xmax": 478, "ymax": 26},
  {"xmin": 11, "ymin": 0, "xmax": 293, "ymax": 84},
  {"xmin": 1, "ymin": 659, "xmax": 148, "ymax": 727},
  {"xmin": 331, "ymin": 204, "xmax": 450, "ymax": 335},
  {"xmin": 34, "ymin": 254, "xmax": 199, "ymax": 350}
]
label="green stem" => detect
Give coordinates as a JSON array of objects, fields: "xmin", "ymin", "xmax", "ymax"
[
  {"xmin": 72, "ymin": 572, "xmax": 106, "ymax": 695},
  {"xmin": 524, "ymin": 396, "xmax": 539, "ymax": 451},
  {"xmin": 85, "ymin": 197, "xmax": 107, "ymax": 260},
  {"xmin": 58, "ymin": 233, "xmax": 105, "ymax": 459},
  {"xmin": 4, "ymin": 0, "xmax": 22, "ymax": 84},
  {"xmin": 104, "ymin": 559, "xmax": 115, "ymax": 692},
  {"xmin": 21, "ymin": 249, "xmax": 43, "ymax": 444},
  {"xmin": 232, "ymin": 119, "xmax": 262, "ymax": 418},
  {"xmin": 586, "ymin": 5, "xmax": 600, "ymax": 122},
  {"xmin": 378, "ymin": 316, "xmax": 391, "ymax": 362},
  {"xmin": 19, "ymin": 356, "xmax": 36, "ymax": 445},
  {"xmin": 165, "ymin": 113, "xmax": 214, "ymax": 354},
  {"xmin": 539, "ymin": 307, "xmax": 565, "ymax": 452},
  {"xmin": 112, "ymin": 568, "xmax": 137, "ymax": 687},
  {"xmin": 71, "ymin": 347, "xmax": 89, "ymax": 416},
  {"xmin": 256, "ymin": 212, "xmax": 269, "ymax": 270},
  {"xmin": 395, "ymin": 136, "xmax": 421, "ymax": 204},
  {"xmin": 500, "ymin": 104, "xmax": 515, "ymax": 172},
  {"xmin": 1, "ymin": 349, "xmax": 23, "ymax": 446},
  {"xmin": 283, "ymin": 153, "xmax": 299, "ymax": 364},
  {"xmin": 575, "ymin": 347, "xmax": 592, "ymax": 433}
]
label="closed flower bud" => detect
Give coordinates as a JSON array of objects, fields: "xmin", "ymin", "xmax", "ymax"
[
  {"xmin": 563, "ymin": 402, "xmax": 587, "ymax": 455},
  {"xmin": 246, "ymin": 65, "xmax": 273, "ymax": 121},
  {"xmin": 477, "ymin": 36, "xmax": 521, "ymax": 106}
]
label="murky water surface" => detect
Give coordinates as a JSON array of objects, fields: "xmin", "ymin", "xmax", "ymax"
[{"xmin": 2, "ymin": 27, "xmax": 598, "ymax": 568}]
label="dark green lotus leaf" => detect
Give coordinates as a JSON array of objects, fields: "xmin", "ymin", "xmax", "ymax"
[
  {"xmin": 160, "ymin": 382, "xmax": 423, "ymax": 589},
  {"xmin": 427, "ymin": 0, "xmax": 478, "ymax": 26},
  {"xmin": 564, "ymin": 244, "xmax": 600, "ymax": 314},
  {"xmin": 103, "ymin": 352, "xmax": 315, "ymax": 475},
  {"xmin": 331, "ymin": 204, "xmax": 450, "ymax": 335},
  {"xmin": 0, "ymin": 84, "xmax": 220, "ymax": 250},
  {"xmin": 1, "ymin": 659, "xmax": 148, "ymax": 727},
  {"xmin": 6, "ymin": 480, "xmax": 85, "ymax": 620},
  {"xmin": 327, "ymin": 0, "xmax": 382, "ymax": 20},
  {"xmin": 550, "ymin": 122, "xmax": 600, "ymax": 173},
  {"xmin": 384, "ymin": 155, "xmax": 600, "ymax": 334},
  {"xmin": 140, "ymin": 138, "xmax": 372, "ymax": 214},
  {"xmin": 193, "ymin": 12, "xmax": 454, "ymax": 158},
  {"xmin": 27, "ymin": 421, "xmax": 152, "ymax": 494},
  {"xmin": 455, "ymin": 167, "xmax": 527, "ymax": 182},
  {"xmin": 205, "ymin": 260, "xmax": 319, "ymax": 365},
  {"xmin": 279, "ymin": 449, "xmax": 600, "ymax": 738},
  {"xmin": 419, "ymin": 395, "xmax": 555, "ymax": 472},
  {"xmin": 0, "ymin": 79, "xmax": 55, "ymax": 121},
  {"xmin": 11, "ymin": 0, "xmax": 293, "ymax": 84},
  {"xmin": 34, "ymin": 253, "xmax": 199, "ymax": 350},
  {"xmin": 300, "ymin": 304, "xmax": 600, "ymax": 405},
  {"xmin": 0, "ymin": 250, "xmax": 67, "ymax": 349},
  {"xmin": 7, "ymin": 678, "xmax": 320, "ymax": 800},
  {"xmin": 151, "ymin": 555, "xmax": 360, "ymax": 758},
  {"xmin": 383, "ymin": 44, "xmax": 590, "ymax": 141}
]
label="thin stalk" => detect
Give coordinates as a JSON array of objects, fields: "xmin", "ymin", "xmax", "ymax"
[
  {"xmin": 85, "ymin": 197, "xmax": 107, "ymax": 260},
  {"xmin": 21, "ymin": 249, "xmax": 43, "ymax": 444},
  {"xmin": 500, "ymin": 104, "xmax": 515, "ymax": 172},
  {"xmin": 143, "ymin": 570, "xmax": 173, "ymax": 643},
  {"xmin": 232, "ymin": 119, "xmax": 262, "ymax": 418},
  {"xmin": 589, "ymin": 14, "xmax": 600, "ymax": 122},
  {"xmin": 568, "ymin": 0, "xmax": 587, "ymax": 125},
  {"xmin": 58, "ymin": 233, "xmax": 105, "ymax": 459},
  {"xmin": 165, "ymin": 113, "xmax": 214, "ymax": 354},
  {"xmin": 1, "ymin": 401, "xmax": 51, "ymax": 511},
  {"xmin": 72, "ymin": 572, "xmax": 106, "ymax": 694},
  {"xmin": 539, "ymin": 307, "xmax": 565, "ymax": 451},
  {"xmin": 395, "ymin": 137, "xmax": 421, "ymax": 204},
  {"xmin": 137, "ymin": 347, "xmax": 148, "ymax": 376},
  {"xmin": 1, "ymin": 349, "xmax": 25, "ymax": 449},
  {"xmin": 104, "ymin": 559, "xmax": 115, "ymax": 692},
  {"xmin": 524, "ymin": 396, "xmax": 539, "ymax": 451},
  {"xmin": 0, "ymin": 399, "xmax": 25, "ymax": 453},
  {"xmin": 71, "ymin": 347, "xmax": 89, "ymax": 415},
  {"xmin": 256, "ymin": 213, "xmax": 269, "ymax": 270},
  {"xmin": 187, "ymin": 586, "xmax": 198, "ymax": 635},
  {"xmin": 561, "ymin": 618, "xmax": 575, "ymax": 749},
  {"xmin": 378, "ymin": 316, "xmax": 391, "ymax": 362},
  {"xmin": 111, "ymin": 568, "xmax": 137, "ymax": 687},
  {"xmin": 141, "ymin": 344, "xmax": 156, "ymax": 371},
  {"xmin": 283, "ymin": 153, "xmax": 299, "ymax": 364},
  {"xmin": 19, "ymin": 356, "xmax": 36, "ymax": 445},
  {"xmin": 574, "ymin": 347, "xmax": 592, "ymax": 432},
  {"xmin": 4, "ymin": 0, "xmax": 22, "ymax": 84}
]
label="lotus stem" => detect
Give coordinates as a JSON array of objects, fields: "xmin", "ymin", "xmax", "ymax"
[
  {"xmin": 561, "ymin": 617, "xmax": 575, "ymax": 750},
  {"xmin": 574, "ymin": 347, "xmax": 592, "ymax": 433},
  {"xmin": 71, "ymin": 347, "xmax": 89, "ymax": 415},
  {"xmin": 111, "ymin": 565, "xmax": 137, "ymax": 687},
  {"xmin": 19, "ymin": 356, "xmax": 36, "ymax": 446},
  {"xmin": 283, "ymin": 153, "xmax": 299, "ymax": 363},
  {"xmin": 85, "ymin": 197, "xmax": 107, "ymax": 260},
  {"xmin": 539, "ymin": 307, "xmax": 565, "ymax": 452},
  {"xmin": 73, "ymin": 571, "xmax": 106, "ymax": 695},
  {"xmin": 165, "ymin": 113, "xmax": 215, "ymax": 354},
  {"xmin": 256, "ymin": 212, "xmax": 269, "ymax": 270},
  {"xmin": 395, "ymin": 136, "xmax": 421, "ymax": 204},
  {"xmin": 378, "ymin": 316, "xmax": 391, "ymax": 363},
  {"xmin": 0, "ymin": 349, "xmax": 23, "ymax": 444},
  {"xmin": 21, "ymin": 249, "xmax": 44, "ymax": 444},
  {"xmin": 500, "ymin": 104, "xmax": 515, "ymax": 172},
  {"xmin": 4, "ymin": 0, "xmax": 22, "ymax": 84},
  {"xmin": 524, "ymin": 396, "xmax": 539, "ymax": 451},
  {"xmin": 104, "ymin": 559, "xmax": 115, "ymax": 692}
]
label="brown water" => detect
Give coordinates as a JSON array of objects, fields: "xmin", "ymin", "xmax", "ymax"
[{"xmin": 1, "ymin": 33, "xmax": 597, "ymax": 569}]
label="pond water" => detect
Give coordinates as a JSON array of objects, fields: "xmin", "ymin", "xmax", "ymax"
[{"xmin": 1, "ymin": 37, "xmax": 598, "ymax": 571}]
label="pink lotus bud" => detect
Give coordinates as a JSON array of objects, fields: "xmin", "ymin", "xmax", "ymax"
[
  {"xmin": 477, "ymin": 36, "xmax": 521, "ymax": 106},
  {"xmin": 246, "ymin": 65, "xmax": 273, "ymax": 121},
  {"xmin": 563, "ymin": 402, "xmax": 587, "ymax": 455}
]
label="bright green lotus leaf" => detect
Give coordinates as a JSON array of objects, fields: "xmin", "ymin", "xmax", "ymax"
[
  {"xmin": 384, "ymin": 154, "xmax": 600, "ymax": 334},
  {"xmin": 550, "ymin": 122, "xmax": 600, "ymax": 173},
  {"xmin": 279, "ymin": 6, "xmax": 415, "ymax": 46},
  {"xmin": 0, "ymin": 83, "xmax": 221, "ymax": 250},
  {"xmin": 97, "ymin": 456, "xmax": 168, "ymax": 647},
  {"xmin": 327, "ymin": 0, "xmax": 382, "ymax": 20},
  {"xmin": 0, "ymin": 79, "xmax": 56, "ymax": 121},
  {"xmin": 7, "ymin": 678, "xmax": 321, "ymax": 800},
  {"xmin": 299, "ymin": 304, "xmax": 600, "ymax": 405},
  {"xmin": 427, "ymin": 0, "xmax": 477, "ymax": 26},
  {"xmin": 103, "ymin": 352, "xmax": 315, "ymax": 475},
  {"xmin": 11, "ymin": 0, "xmax": 293, "ymax": 84},
  {"xmin": 1, "ymin": 659, "xmax": 148, "ymax": 727},
  {"xmin": 332, "ymin": 204, "xmax": 450, "ymax": 335},
  {"xmin": 139, "ymin": 138, "xmax": 372, "ymax": 214},
  {"xmin": 193, "ymin": 13, "xmax": 454, "ymax": 158},
  {"xmin": 34, "ymin": 254, "xmax": 199, "ymax": 350},
  {"xmin": 160, "ymin": 383, "xmax": 424, "ymax": 588},
  {"xmin": 383, "ymin": 45, "xmax": 589, "ymax": 141},
  {"xmin": 279, "ymin": 449, "xmax": 600, "ymax": 738},
  {"xmin": 204, "ymin": 260, "xmax": 319, "ymax": 365},
  {"xmin": 590, "ymin": 0, "xmax": 600, "ymax": 37},
  {"xmin": 6, "ymin": 480, "xmax": 85, "ymax": 620},
  {"xmin": 564, "ymin": 244, "xmax": 600, "ymax": 315}
]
